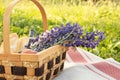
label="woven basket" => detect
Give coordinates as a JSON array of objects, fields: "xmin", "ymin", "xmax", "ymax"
[{"xmin": 0, "ymin": 0, "xmax": 68, "ymax": 80}]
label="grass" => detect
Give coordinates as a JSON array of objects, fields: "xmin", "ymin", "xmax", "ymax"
[{"xmin": 0, "ymin": 0, "xmax": 120, "ymax": 62}]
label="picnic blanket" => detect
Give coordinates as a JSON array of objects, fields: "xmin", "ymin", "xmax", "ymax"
[{"xmin": 54, "ymin": 47, "xmax": 120, "ymax": 80}]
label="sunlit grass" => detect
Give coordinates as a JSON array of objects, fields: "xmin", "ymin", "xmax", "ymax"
[{"xmin": 0, "ymin": 0, "xmax": 120, "ymax": 62}]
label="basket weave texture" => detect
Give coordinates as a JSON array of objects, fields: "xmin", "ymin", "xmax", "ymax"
[{"xmin": 0, "ymin": 0, "xmax": 68, "ymax": 80}]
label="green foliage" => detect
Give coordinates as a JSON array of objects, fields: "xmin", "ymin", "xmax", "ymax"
[{"xmin": 0, "ymin": 0, "xmax": 120, "ymax": 62}]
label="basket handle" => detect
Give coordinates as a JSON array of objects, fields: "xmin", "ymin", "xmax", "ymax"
[{"xmin": 3, "ymin": 0, "xmax": 48, "ymax": 55}]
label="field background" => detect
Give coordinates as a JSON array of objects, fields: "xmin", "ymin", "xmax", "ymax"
[{"xmin": 0, "ymin": 0, "xmax": 120, "ymax": 62}]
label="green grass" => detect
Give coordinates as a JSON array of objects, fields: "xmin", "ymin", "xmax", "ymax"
[{"xmin": 0, "ymin": 0, "xmax": 120, "ymax": 62}]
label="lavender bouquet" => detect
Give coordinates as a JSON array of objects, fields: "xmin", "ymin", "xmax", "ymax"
[{"xmin": 25, "ymin": 23, "xmax": 105, "ymax": 52}]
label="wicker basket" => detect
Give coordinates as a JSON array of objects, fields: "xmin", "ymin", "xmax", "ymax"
[{"xmin": 0, "ymin": 0, "xmax": 68, "ymax": 80}]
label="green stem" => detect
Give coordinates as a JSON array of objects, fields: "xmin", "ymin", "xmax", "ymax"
[{"xmin": 55, "ymin": 27, "xmax": 76, "ymax": 45}]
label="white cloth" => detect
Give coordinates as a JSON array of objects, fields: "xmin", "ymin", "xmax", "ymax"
[{"xmin": 53, "ymin": 48, "xmax": 120, "ymax": 80}]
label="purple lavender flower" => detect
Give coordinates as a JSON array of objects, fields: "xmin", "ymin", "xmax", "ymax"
[{"xmin": 25, "ymin": 23, "xmax": 105, "ymax": 52}]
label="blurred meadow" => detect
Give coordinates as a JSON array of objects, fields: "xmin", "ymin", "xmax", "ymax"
[{"xmin": 0, "ymin": 0, "xmax": 120, "ymax": 62}]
